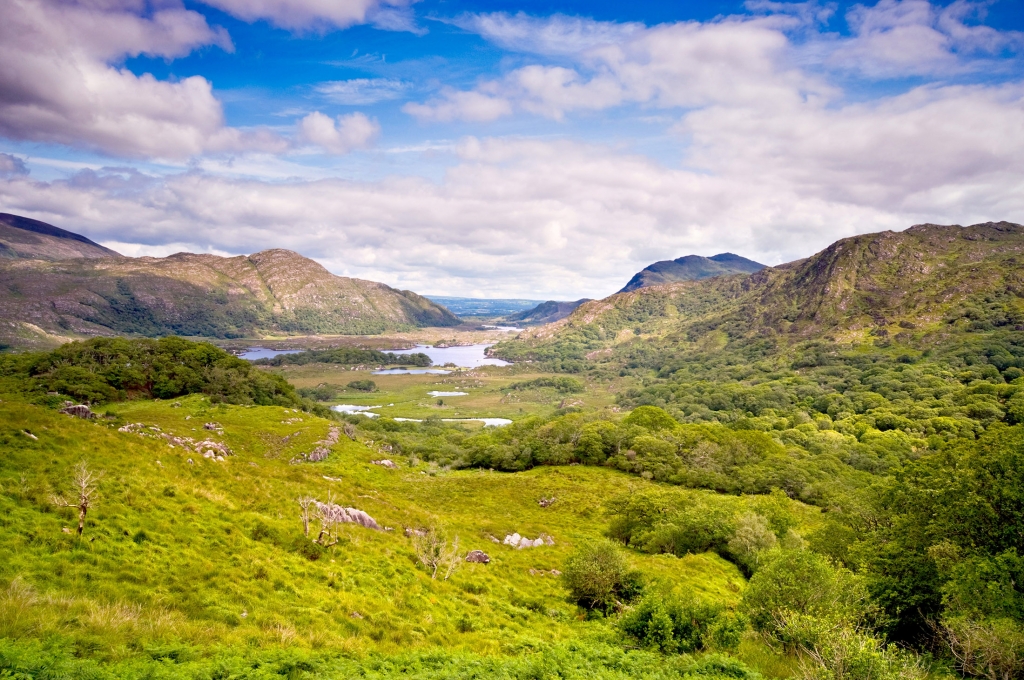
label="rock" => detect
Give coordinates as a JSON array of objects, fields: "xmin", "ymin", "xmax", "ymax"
[
  {"xmin": 503, "ymin": 532, "xmax": 552, "ymax": 549},
  {"xmin": 59, "ymin": 404, "xmax": 96, "ymax": 419},
  {"xmin": 550, "ymin": 569, "xmax": 562, "ymax": 576},
  {"xmin": 404, "ymin": 527, "xmax": 427, "ymax": 537},
  {"xmin": 465, "ymin": 550, "xmax": 490, "ymax": 563},
  {"xmin": 314, "ymin": 503, "xmax": 380, "ymax": 530},
  {"xmin": 372, "ymin": 459, "xmax": 398, "ymax": 469},
  {"xmin": 203, "ymin": 422, "xmax": 221, "ymax": 431},
  {"xmin": 539, "ymin": 496, "xmax": 556, "ymax": 508},
  {"xmin": 488, "ymin": 535, "xmax": 501, "ymax": 543},
  {"xmin": 503, "ymin": 533, "xmax": 522, "ymax": 547}
]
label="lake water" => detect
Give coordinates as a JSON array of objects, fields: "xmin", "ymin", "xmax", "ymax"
[
  {"xmin": 239, "ymin": 348, "xmax": 302, "ymax": 361},
  {"xmin": 332, "ymin": 405, "xmax": 380, "ymax": 417},
  {"xmin": 427, "ymin": 391, "xmax": 468, "ymax": 397},
  {"xmin": 390, "ymin": 344, "xmax": 510, "ymax": 368}
]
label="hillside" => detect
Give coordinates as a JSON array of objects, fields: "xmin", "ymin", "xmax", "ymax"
[
  {"xmin": 497, "ymin": 222, "xmax": 1024, "ymax": 365},
  {"xmin": 0, "ymin": 213, "xmax": 120, "ymax": 260},
  {"xmin": 619, "ymin": 253, "xmax": 765, "ymax": 293},
  {"xmin": 506, "ymin": 299, "xmax": 591, "ymax": 325},
  {"xmin": 0, "ymin": 246, "xmax": 460, "ymax": 348}
]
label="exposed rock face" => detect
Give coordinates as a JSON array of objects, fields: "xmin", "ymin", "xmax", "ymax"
[
  {"xmin": 465, "ymin": 550, "xmax": 490, "ymax": 563},
  {"xmin": 0, "ymin": 214, "xmax": 460, "ymax": 349},
  {"xmin": 314, "ymin": 503, "xmax": 380, "ymax": 530}
]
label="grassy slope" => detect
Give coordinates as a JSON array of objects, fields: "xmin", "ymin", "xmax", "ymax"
[{"xmin": 0, "ymin": 395, "xmax": 804, "ymax": 675}]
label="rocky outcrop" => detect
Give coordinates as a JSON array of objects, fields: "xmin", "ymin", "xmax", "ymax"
[
  {"xmin": 465, "ymin": 550, "xmax": 490, "ymax": 563},
  {"xmin": 314, "ymin": 503, "xmax": 380, "ymax": 530}
]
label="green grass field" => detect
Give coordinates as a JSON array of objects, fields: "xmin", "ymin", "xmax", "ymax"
[{"xmin": 0, "ymin": 393, "xmax": 805, "ymax": 677}]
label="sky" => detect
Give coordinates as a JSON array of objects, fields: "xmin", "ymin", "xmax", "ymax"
[{"xmin": 1, "ymin": 0, "xmax": 1023, "ymax": 300}]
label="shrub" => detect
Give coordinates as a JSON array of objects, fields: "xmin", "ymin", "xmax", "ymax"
[
  {"xmin": 619, "ymin": 592, "xmax": 746, "ymax": 653},
  {"xmin": 561, "ymin": 541, "xmax": 643, "ymax": 612},
  {"xmin": 347, "ymin": 379, "xmax": 377, "ymax": 392}
]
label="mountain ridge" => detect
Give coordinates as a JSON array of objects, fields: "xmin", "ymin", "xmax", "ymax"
[
  {"xmin": 0, "ymin": 212, "xmax": 121, "ymax": 260},
  {"xmin": 495, "ymin": 221, "xmax": 1024, "ymax": 363},
  {"xmin": 0, "ymin": 217, "xmax": 460, "ymax": 348},
  {"xmin": 618, "ymin": 252, "xmax": 765, "ymax": 293}
]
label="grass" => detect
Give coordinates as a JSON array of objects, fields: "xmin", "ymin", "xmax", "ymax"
[
  {"xmin": 0, "ymin": 393, "xmax": 784, "ymax": 675},
  {"xmin": 274, "ymin": 363, "xmax": 632, "ymax": 420}
]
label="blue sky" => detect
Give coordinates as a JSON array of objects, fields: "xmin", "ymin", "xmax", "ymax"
[{"xmin": 1, "ymin": 0, "xmax": 1023, "ymax": 298}]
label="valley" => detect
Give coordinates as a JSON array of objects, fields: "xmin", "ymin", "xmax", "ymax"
[{"xmin": 1, "ymin": 219, "xmax": 1024, "ymax": 679}]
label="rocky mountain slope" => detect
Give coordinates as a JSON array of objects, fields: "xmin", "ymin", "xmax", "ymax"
[
  {"xmin": 0, "ymin": 219, "xmax": 460, "ymax": 348},
  {"xmin": 619, "ymin": 252, "xmax": 764, "ymax": 293},
  {"xmin": 0, "ymin": 213, "xmax": 120, "ymax": 260},
  {"xmin": 506, "ymin": 299, "xmax": 592, "ymax": 325},
  {"xmin": 497, "ymin": 222, "xmax": 1024, "ymax": 362}
]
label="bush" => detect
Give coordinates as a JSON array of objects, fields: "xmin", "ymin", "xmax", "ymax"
[
  {"xmin": 347, "ymin": 380, "xmax": 377, "ymax": 392},
  {"xmin": 619, "ymin": 592, "xmax": 746, "ymax": 653},
  {"xmin": 741, "ymin": 550, "xmax": 873, "ymax": 646},
  {"xmin": 562, "ymin": 541, "xmax": 643, "ymax": 612}
]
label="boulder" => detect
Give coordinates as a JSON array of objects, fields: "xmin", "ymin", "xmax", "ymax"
[
  {"xmin": 315, "ymin": 503, "xmax": 380, "ymax": 530},
  {"xmin": 59, "ymin": 404, "xmax": 95, "ymax": 419},
  {"xmin": 372, "ymin": 459, "xmax": 399, "ymax": 469},
  {"xmin": 465, "ymin": 550, "xmax": 490, "ymax": 564}
]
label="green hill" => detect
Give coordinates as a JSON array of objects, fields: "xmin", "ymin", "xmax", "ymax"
[{"xmin": 0, "ymin": 213, "xmax": 121, "ymax": 261}]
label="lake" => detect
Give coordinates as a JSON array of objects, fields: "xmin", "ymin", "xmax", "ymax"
[
  {"xmin": 390, "ymin": 344, "xmax": 510, "ymax": 368},
  {"xmin": 238, "ymin": 348, "xmax": 302, "ymax": 361}
]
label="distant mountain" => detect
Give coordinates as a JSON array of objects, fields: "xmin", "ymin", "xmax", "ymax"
[
  {"xmin": 506, "ymin": 299, "xmax": 592, "ymax": 325},
  {"xmin": 426, "ymin": 296, "xmax": 544, "ymax": 317},
  {"xmin": 0, "ymin": 213, "xmax": 121, "ymax": 260},
  {"xmin": 0, "ymin": 216, "xmax": 460, "ymax": 348},
  {"xmin": 619, "ymin": 253, "xmax": 765, "ymax": 293}
]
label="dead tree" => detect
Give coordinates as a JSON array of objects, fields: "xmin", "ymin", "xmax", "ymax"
[
  {"xmin": 314, "ymin": 492, "xmax": 340, "ymax": 547},
  {"xmin": 298, "ymin": 496, "xmax": 315, "ymax": 537},
  {"xmin": 51, "ymin": 461, "xmax": 100, "ymax": 537},
  {"xmin": 412, "ymin": 528, "xmax": 462, "ymax": 580}
]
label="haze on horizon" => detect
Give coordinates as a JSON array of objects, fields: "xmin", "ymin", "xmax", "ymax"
[{"xmin": 1, "ymin": 0, "xmax": 1022, "ymax": 300}]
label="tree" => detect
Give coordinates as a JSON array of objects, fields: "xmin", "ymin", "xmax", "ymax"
[
  {"xmin": 412, "ymin": 527, "xmax": 461, "ymax": 580},
  {"xmin": 51, "ymin": 461, "xmax": 100, "ymax": 537},
  {"xmin": 728, "ymin": 512, "xmax": 778, "ymax": 573}
]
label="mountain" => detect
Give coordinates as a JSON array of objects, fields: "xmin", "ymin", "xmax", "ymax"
[
  {"xmin": 496, "ymin": 221, "xmax": 1024, "ymax": 362},
  {"xmin": 506, "ymin": 299, "xmax": 592, "ymax": 325},
  {"xmin": 0, "ymin": 221, "xmax": 460, "ymax": 348},
  {"xmin": 0, "ymin": 212, "xmax": 121, "ymax": 260},
  {"xmin": 618, "ymin": 252, "xmax": 765, "ymax": 293}
]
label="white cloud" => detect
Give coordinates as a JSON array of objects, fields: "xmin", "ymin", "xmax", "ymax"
[
  {"xmin": 4, "ymin": 93, "xmax": 1023, "ymax": 299},
  {"xmin": 0, "ymin": 153, "xmax": 28, "ymax": 178},
  {"xmin": 297, "ymin": 112, "xmax": 380, "ymax": 154},
  {"xmin": 197, "ymin": 0, "xmax": 418, "ymax": 33},
  {"xmin": 453, "ymin": 12, "xmax": 644, "ymax": 56},
  {"xmin": 0, "ymin": 0, "xmax": 289, "ymax": 160},
  {"xmin": 830, "ymin": 0, "xmax": 1024, "ymax": 77},
  {"xmin": 406, "ymin": 18, "xmax": 822, "ymax": 122},
  {"xmin": 316, "ymin": 79, "xmax": 409, "ymax": 105}
]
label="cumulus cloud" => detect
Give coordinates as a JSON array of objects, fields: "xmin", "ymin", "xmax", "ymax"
[
  {"xmin": 831, "ymin": 0, "xmax": 1024, "ymax": 77},
  {"xmin": 406, "ymin": 18, "xmax": 818, "ymax": 122},
  {"xmin": 297, "ymin": 112, "xmax": 380, "ymax": 154},
  {"xmin": 0, "ymin": 0, "xmax": 290, "ymax": 160},
  {"xmin": 197, "ymin": 0, "xmax": 418, "ymax": 33},
  {"xmin": 3, "ymin": 108, "xmax": 1022, "ymax": 298}
]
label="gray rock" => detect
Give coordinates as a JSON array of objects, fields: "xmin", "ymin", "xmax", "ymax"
[
  {"xmin": 466, "ymin": 550, "xmax": 490, "ymax": 563},
  {"xmin": 59, "ymin": 404, "xmax": 95, "ymax": 419}
]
